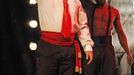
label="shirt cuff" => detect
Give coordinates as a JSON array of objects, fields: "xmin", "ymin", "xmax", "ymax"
[{"xmin": 84, "ymin": 44, "xmax": 93, "ymax": 51}]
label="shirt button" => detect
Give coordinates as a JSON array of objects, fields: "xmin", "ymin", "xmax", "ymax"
[
  {"xmin": 29, "ymin": 20, "xmax": 38, "ymax": 28},
  {"xmin": 29, "ymin": 0, "xmax": 37, "ymax": 5},
  {"xmin": 29, "ymin": 41, "xmax": 38, "ymax": 51}
]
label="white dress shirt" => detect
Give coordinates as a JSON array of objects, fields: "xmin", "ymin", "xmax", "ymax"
[{"xmin": 37, "ymin": 0, "xmax": 94, "ymax": 51}]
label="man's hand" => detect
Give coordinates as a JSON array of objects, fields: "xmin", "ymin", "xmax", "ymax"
[
  {"xmin": 127, "ymin": 52, "xmax": 134, "ymax": 65},
  {"xmin": 85, "ymin": 51, "xmax": 93, "ymax": 64}
]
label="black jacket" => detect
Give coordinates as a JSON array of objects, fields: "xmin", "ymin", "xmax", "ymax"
[{"xmin": 1, "ymin": 0, "xmax": 40, "ymax": 75}]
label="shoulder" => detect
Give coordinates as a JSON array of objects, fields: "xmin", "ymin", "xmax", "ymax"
[{"xmin": 110, "ymin": 6, "xmax": 120, "ymax": 16}]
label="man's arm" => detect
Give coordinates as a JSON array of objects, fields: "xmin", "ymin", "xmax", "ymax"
[
  {"xmin": 114, "ymin": 9, "xmax": 134, "ymax": 65},
  {"xmin": 76, "ymin": 1, "xmax": 94, "ymax": 64}
]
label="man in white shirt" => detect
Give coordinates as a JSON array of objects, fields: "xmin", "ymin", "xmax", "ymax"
[{"xmin": 36, "ymin": 0, "xmax": 94, "ymax": 75}]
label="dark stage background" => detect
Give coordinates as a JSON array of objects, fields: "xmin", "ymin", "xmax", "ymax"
[{"xmin": 1, "ymin": 0, "xmax": 39, "ymax": 75}]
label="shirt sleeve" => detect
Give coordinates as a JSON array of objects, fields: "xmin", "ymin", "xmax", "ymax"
[{"xmin": 77, "ymin": 3, "xmax": 94, "ymax": 51}]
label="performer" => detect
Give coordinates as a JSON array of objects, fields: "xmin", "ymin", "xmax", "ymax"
[
  {"xmin": 80, "ymin": 0, "xmax": 134, "ymax": 75},
  {"xmin": 36, "ymin": 0, "xmax": 94, "ymax": 75}
]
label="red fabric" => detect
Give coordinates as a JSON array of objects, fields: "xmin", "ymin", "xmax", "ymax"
[
  {"xmin": 61, "ymin": 0, "xmax": 72, "ymax": 38},
  {"xmin": 41, "ymin": 31, "xmax": 82, "ymax": 74},
  {"xmin": 92, "ymin": 5, "xmax": 118, "ymax": 36},
  {"xmin": 74, "ymin": 40, "xmax": 82, "ymax": 73}
]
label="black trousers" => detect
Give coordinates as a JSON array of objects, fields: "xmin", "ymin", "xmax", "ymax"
[
  {"xmin": 36, "ymin": 40, "xmax": 75, "ymax": 75},
  {"xmin": 85, "ymin": 36, "xmax": 118, "ymax": 75}
]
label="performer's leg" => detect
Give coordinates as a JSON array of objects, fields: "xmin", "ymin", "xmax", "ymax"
[
  {"xmin": 103, "ymin": 45, "xmax": 117, "ymax": 75},
  {"xmin": 58, "ymin": 46, "xmax": 75, "ymax": 75},
  {"xmin": 85, "ymin": 60, "xmax": 96, "ymax": 75},
  {"xmin": 36, "ymin": 40, "xmax": 58, "ymax": 75},
  {"xmin": 85, "ymin": 46, "xmax": 103, "ymax": 75}
]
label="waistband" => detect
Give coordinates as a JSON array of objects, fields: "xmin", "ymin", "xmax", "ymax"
[
  {"xmin": 92, "ymin": 36, "xmax": 112, "ymax": 45},
  {"xmin": 41, "ymin": 31, "xmax": 75, "ymax": 46},
  {"xmin": 40, "ymin": 31, "xmax": 82, "ymax": 73}
]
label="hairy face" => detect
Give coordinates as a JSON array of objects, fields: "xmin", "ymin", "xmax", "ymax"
[{"xmin": 95, "ymin": 0, "xmax": 106, "ymax": 6}]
